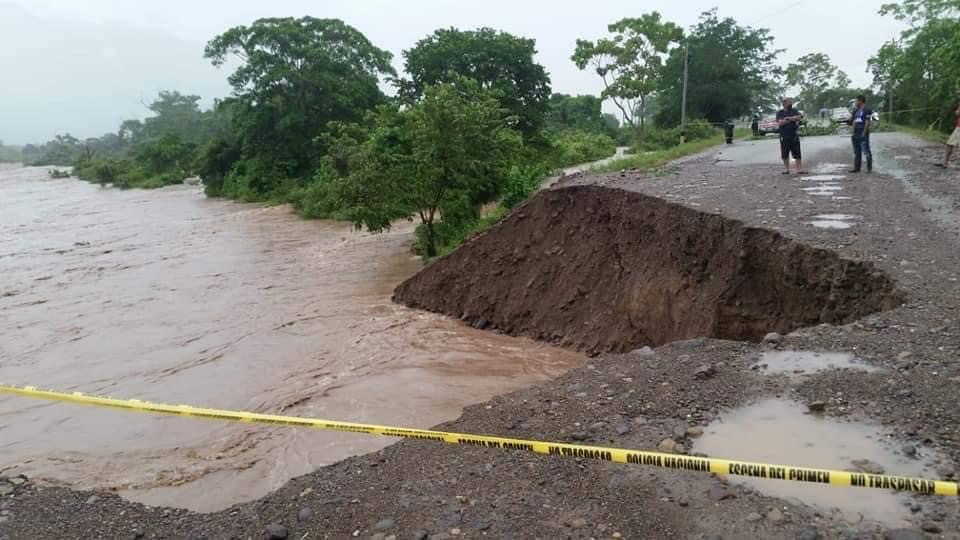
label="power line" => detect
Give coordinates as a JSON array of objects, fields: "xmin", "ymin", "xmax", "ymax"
[{"xmin": 749, "ymin": 0, "xmax": 808, "ymax": 25}]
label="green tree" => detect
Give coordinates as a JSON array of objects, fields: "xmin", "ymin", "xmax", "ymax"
[
  {"xmin": 814, "ymin": 87, "xmax": 881, "ymax": 109},
  {"xmin": 137, "ymin": 91, "xmax": 207, "ymax": 144},
  {"xmin": 399, "ymin": 28, "xmax": 551, "ymax": 141},
  {"xmin": 29, "ymin": 134, "xmax": 84, "ymax": 166},
  {"xmin": 656, "ymin": 10, "xmax": 780, "ymax": 127},
  {"xmin": 835, "ymin": 71, "xmax": 852, "ymax": 90},
  {"xmin": 880, "ymin": 0, "xmax": 960, "ymax": 31},
  {"xmin": 133, "ymin": 133, "xmax": 195, "ymax": 175},
  {"xmin": 785, "ymin": 53, "xmax": 849, "ymax": 110},
  {"xmin": 204, "ymin": 17, "xmax": 395, "ymax": 197},
  {"xmin": 872, "ymin": 0, "xmax": 960, "ymax": 130},
  {"xmin": 572, "ymin": 13, "xmax": 683, "ymax": 140},
  {"xmin": 545, "ymin": 93, "xmax": 616, "ymax": 136},
  {"xmin": 0, "ymin": 140, "xmax": 23, "ymax": 163},
  {"xmin": 342, "ymin": 79, "xmax": 520, "ymax": 257}
]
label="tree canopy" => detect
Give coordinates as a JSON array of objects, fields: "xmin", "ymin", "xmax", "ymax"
[
  {"xmin": 336, "ymin": 78, "xmax": 521, "ymax": 257},
  {"xmin": 572, "ymin": 13, "xmax": 683, "ymax": 139},
  {"xmin": 204, "ymin": 17, "xmax": 396, "ymax": 194},
  {"xmin": 545, "ymin": 93, "xmax": 618, "ymax": 136},
  {"xmin": 871, "ymin": 0, "xmax": 960, "ymax": 130},
  {"xmin": 656, "ymin": 10, "xmax": 780, "ymax": 127},
  {"xmin": 785, "ymin": 53, "xmax": 850, "ymax": 110},
  {"xmin": 398, "ymin": 27, "xmax": 552, "ymax": 141}
]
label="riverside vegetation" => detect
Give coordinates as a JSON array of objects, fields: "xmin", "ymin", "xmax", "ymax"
[{"xmin": 19, "ymin": 0, "xmax": 954, "ymax": 258}]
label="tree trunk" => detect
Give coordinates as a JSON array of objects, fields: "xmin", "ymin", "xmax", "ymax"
[
  {"xmin": 424, "ymin": 220, "xmax": 438, "ymax": 258},
  {"xmin": 637, "ymin": 97, "xmax": 646, "ymax": 143}
]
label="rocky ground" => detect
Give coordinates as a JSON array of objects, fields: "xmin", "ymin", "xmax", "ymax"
[{"xmin": 3, "ymin": 132, "xmax": 960, "ymax": 539}]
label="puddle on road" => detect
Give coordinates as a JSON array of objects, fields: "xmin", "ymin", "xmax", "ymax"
[
  {"xmin": 812, "ymin": 163, "xmax": 848, "ymax": 174},
  {"xmin": 807, "ymin": 214, "xmax": 859, "ymax": 230},
  {"xmin": 800, "ymin": 175, "xmax": 846, "ymax": 182},
  {"xmin": 801, "ymin": 184, "xmax": 843, "ymax": 192},
  {"xmin": 752, "ymin": 350, "xmax": 878, "ymax": 375},
  {"xmin": 809, "ymin": 220, "xmax": 852, "ymax": 229},
  {"xmin": 802, "ymin": 184, "xmax": 845, "ymax": 197},
  {"xmin": 695, "ymin": 399, "xmax": 939, "ymax": 525}
]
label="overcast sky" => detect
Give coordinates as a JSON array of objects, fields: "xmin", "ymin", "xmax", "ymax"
[{"xmin": 1, "ymin": 0, "xmax": 905, "ymax": 144}]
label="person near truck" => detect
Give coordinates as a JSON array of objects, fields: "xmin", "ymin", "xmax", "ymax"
[
  {"xmin": 849, "ymin": 95, "xmax": 873, "ymax": 173},
  {"xmin": 939, "ymin": 99, "xmax": 960, "ymax": 169},
  {"xmin": 776, "ymin": 97, "xmax": 805, "ymax": 174}
]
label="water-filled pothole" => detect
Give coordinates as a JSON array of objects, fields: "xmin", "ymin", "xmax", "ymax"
[
  {"xmin": 807, "ymin": 214, "xmax": 859, "ymax": 230},
  {"xmin": 752, "ymin": 350, "xmax": 879, "ymax": 375},
  {"xmin": 809, "ymin": 220, "xmax": 852, "ymax": 229},
  {"xmin": 812, "ymin": 163, "xmax": 848, "ymax": 174},
  {"xmin": 800, "ymin": 174, "xmax": 846, "ymax": 182},
  {"xmin": 695, "ymin": 399, "xmax": 940, "ymax": 524},
  {"xmin": 802, "ymin": 184, "xmax": 844, "ymax": 197}
]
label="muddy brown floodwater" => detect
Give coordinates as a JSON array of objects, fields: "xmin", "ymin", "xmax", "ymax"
[{"xmin": 0, "ymin": 165, "xmax": 585, "ymax": 512}]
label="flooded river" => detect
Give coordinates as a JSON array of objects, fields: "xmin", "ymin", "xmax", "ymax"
[{"xmin": 0, "ymin": 165, "xmax": 585, "ymax": 512}]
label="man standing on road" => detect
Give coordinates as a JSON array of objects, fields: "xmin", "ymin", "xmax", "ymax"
[
  {"xmin": 850, "ymin": 95, "xmax": 873, "ymax": 173},
  {"xmin": 777, "ymin": 98, "xmax": 805, "ymax": 174},
  {"xmin": 939, "ymin": 99, "xmax": 960, "ymax": 169}
]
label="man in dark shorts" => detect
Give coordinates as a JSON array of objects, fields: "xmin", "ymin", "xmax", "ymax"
[
  {"xmin": 777, "ymin": 97, "xmax": 805, "ymax": 174},
  {"xmin": 849, "ymin": 94, "xmax": 873, "ymax": 173}
]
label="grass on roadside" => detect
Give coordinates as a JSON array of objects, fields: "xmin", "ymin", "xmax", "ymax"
[{"xmin": 590, "ymin": 134, "xmax": 724, "ymax": 173}]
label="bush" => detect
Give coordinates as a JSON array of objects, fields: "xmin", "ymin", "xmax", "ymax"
[
  {"xmin": 633, "ymin": 120, "xmax": 719, "ymax": 152},
  {"xmin": 502, "ymin": 163, "xmax": 550, "ymax": 209},
  {"xmin": 74, "ymin": 157, "xmax": 127, "ymax": 186},
  {"xmin": 413, "ymin": 205, "xmax": 509, "ymax": 260},
  {"xmin": 196, "ymin": 137, "xmax": 242, "ymax": 196},
  {"xmin": 289, "ymin": 165, "xmax": 350, "ymax": 219},
  {"xmin": 548, "ymin": 130, "xmax": 616, "ymax": 168}
]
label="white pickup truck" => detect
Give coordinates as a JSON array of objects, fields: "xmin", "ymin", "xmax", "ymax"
[{"xmin": 831, "ymin": 107, "xmax": 852, "ymax": 124}]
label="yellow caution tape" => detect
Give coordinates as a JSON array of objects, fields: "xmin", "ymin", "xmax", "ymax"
[{"xmin": 1, "ymin": 383, "xmax": 956, "ymax": 497}]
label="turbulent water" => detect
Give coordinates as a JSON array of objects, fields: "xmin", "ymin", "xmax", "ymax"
[{"xmin": 0, "ymin": 165, "xmax": 584, "ymax": 511}]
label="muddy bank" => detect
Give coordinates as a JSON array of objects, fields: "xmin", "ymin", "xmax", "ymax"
[{"xmin": 395, "ymin": 184, "xmax": 903, "ymax": 354}]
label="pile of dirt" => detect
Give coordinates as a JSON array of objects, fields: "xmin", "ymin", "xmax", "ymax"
[{"xmin": 394, "ymin": 185, "xmax": 904, "ymax": 353}]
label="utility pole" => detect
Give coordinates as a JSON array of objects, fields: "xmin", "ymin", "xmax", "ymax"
[
  {"xmin": 680, "ymin": 43, "xmax": 689, "ymax": 144},
  {"xmin": 888, "ymin": 80, "xmax": 894, "ymax": 123}
]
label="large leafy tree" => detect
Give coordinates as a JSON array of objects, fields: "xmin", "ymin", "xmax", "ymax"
[
  {"xmin": 785, "ymin": 53, "xmax": 849, "ymax": 110},
  {"xmin": 880, "ymin": 0, "xmax": 960, "ymax": 31},
  {"xmin": 572, "ymin": 13, "xmax": 683, "ymax": 140},
  {"xmin": 204, "ymin": 17, "xmax": 395, "ymax": 195},
  {"xmin": 398, "ymin": 28, "xmax": 551, "ymax": 142},
  {"xmin": 545, "ymin": 93, "xmax": 617, "ymax": 136},
  {"xmin": 656, "ymin": 10, "xmax": 780, "ymax": 127},
  {"xmin": 871, "ymin": 0, "xmax": 960, "ymax": 130},
  {"xmin": 340, "ymin": 79, "xmax": 521, "ymax": 257}
]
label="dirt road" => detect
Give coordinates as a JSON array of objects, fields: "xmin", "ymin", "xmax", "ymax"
[{"xmin": 3, "ymin": 133, "xmax": 960, "ymax": 539}]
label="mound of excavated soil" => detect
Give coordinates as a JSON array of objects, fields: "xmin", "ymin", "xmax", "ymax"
[{"xmin": 394, "ymin": 185, "xmax": 904, "ymax": 353}]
